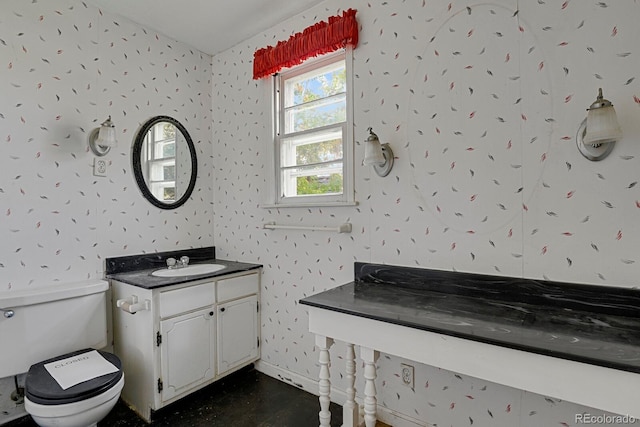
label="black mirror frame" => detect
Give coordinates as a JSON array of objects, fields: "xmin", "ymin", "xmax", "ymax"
[{"xmin": 132, "ymin": 116, "xmax": 198, "ymax": 210}]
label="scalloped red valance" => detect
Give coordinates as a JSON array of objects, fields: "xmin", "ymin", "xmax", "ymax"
[{"xmin": 252, "ymin": 8, "xmax": 358, "ymax": 80}]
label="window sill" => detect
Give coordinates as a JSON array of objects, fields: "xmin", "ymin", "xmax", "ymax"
[{"xmin": 260, "ymin": 201, "xmax": 359, "ymax": 209}]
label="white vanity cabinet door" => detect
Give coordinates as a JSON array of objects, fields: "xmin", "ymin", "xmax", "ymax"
[
  {"xmin": 159, "ymin": 306, "xmax": 216, "ymax": 402},
  {"xmin": 217, "ymin": 294, "xmax": 259, "ymax": 375}
]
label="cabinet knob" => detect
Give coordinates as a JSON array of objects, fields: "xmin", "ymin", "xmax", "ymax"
[
  {"xmin": 209, "ymin": 311, "xmax": 214, "ymax": 316},
  {"xmin": 220, "ymin": 307, "xmax": 226, "ymax": 313}
]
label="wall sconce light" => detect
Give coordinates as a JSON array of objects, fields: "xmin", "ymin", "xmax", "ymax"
[
  {"xmin": 88, "ymin": 116, "xmax": 117, "ymax": 156},
  {"xmin": 363, "ymin": 127, "xmax": 394, "ymax": 177},
  {"xmin": 576, "ymin": 88, "xmax": 622, "ymax": 161}
]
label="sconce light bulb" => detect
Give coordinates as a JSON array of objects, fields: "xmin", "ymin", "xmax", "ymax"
[
  {"xmin": 363, "ymin": 127, "xmax": 394, "ymax": 176},
  {"xmin": 363, "ymin": 127, "xmax": 385, "ymax": 166},
  {"xmin": 576, "ymin": 88, "xmax": 622, "ymax": 161},
  {"xmin": 89, "ymin": 115, "xmax": 117, "ymax": 156}
]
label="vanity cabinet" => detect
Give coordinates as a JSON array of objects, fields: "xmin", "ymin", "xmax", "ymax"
[
  {"xmin": 159, "ymin": 307, "xmax": 216, "ymax": 401},
  {"xmin": 216, "ymin": 273, "xmax": 260, "ymax": 374},
  {"xmin": 111, "ymin": 270, "xmax": 260, "ymax": 422},
  {"xmin": 217, "ymin": 294, "xmax": 259, "ymax": 374}
]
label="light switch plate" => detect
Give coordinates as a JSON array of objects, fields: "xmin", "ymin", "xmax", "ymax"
[{"xmin": 93, "ymin": 158, "xmax": 107, "ymax": 177}]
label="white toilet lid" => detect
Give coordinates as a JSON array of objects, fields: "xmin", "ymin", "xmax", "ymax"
[{"xmin": 26, "ymin": 349, "xmax": 123, "ymax": 405}]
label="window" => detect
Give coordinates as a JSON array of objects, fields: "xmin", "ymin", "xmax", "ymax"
[
  {"xmin": 270, "ymin": 49, "xmax": 354, "ymax": 207},
  {"xmin": 142, "ymin": 122, "xmax": 178, "ymax": 202}
]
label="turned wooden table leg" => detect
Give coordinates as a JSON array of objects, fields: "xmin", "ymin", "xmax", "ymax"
[
  {"xmin": 343, "ymin": 343, "xmax": 358, "ymax": 427},
  {"xmin": 361, "ymin": 346, "xmax": 380, "ymax": 427},
  {"xmin": 316, "ymin": 335, "xmax": 334, "ymax": 427}
]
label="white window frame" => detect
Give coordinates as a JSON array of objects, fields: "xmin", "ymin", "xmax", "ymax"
[
  {"xmin": 263, "ymin": 47, "xmax": 355, "ymax": 208},
  {"xmin": 143, "ymin": 125, "xmax": 177, "ymax": 202}
]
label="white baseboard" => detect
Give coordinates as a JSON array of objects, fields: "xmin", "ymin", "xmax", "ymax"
[{"xmin": 255, "ymin": 360, "xmax": 427, "ymax": 427}]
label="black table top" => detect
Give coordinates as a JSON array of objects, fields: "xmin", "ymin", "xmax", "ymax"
[{"xmin": 300, "ymin": 263, "xmax": 640, "ymax": 374}]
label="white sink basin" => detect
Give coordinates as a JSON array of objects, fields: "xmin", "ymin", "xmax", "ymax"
[{"xmin": 151, "ymin": 263, "xmax": 226, "ymax": 278}]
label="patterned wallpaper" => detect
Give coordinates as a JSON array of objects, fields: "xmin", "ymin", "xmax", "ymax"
[
  {"xmin": 0, "ymin": 0, "xmax": 212, "ymax": 420},
  {"xmin": 213, "ymin": 1, "xmax": 640, "ymax": 426},
  {"xmin": 2, "ymin": 0, "xmax": 640, "ymax": 425},
  {"xmin": 0, "ymin": 0, "xmax": 213, "ymax": 289}
]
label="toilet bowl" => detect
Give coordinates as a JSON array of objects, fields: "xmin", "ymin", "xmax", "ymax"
[
  {"xmin": 0, "ymin": 280, "xmax": 123, "ymax": 427},
  {"xmin": 24, "ymin": 349, "xmax": 125, "ymax": 427}
]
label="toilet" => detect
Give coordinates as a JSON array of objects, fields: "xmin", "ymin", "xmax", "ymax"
[
  {"xmin": 24, "ymin": 348, "xmax": 124, "ymax": 427},
  {"xmin": 0, "ymin": 280, "xmax": 124, "ymax": 427}
]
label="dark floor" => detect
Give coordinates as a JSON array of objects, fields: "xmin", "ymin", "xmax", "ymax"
[{"xmin": 7, "ymin": 366, "xmax": 343, "ymax": 427}]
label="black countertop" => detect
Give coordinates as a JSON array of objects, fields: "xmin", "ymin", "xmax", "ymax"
[
  {"xmin": 300, "ymin": 262, "xmax": 640, "ymax": 374},
  {"xmin": 106, "ymin": 247, "xmax": 262, "ymax": 289}
]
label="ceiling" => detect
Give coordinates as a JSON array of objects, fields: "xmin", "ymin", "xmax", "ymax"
[{"xmin": 86, "ymin": 0, "xmax": 326, "ymax": 55}]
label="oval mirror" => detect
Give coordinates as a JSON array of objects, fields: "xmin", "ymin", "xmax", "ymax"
[{"xmin": 132, "ymin": 116, "xmax": 197, "ymax": 209}]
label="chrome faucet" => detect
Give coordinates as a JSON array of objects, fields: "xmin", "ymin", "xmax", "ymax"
[
  {"xmin": 166, "ymin": 257, "xmax": 177, "ymax": 269},
  {"xmin": 166, "ymin": 256, "xmax": 190, "ymax": 269}
]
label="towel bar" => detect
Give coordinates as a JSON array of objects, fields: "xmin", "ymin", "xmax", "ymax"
[{"xmin": 263, "ymin": 222, "xmax": 352, "ymax": 234}]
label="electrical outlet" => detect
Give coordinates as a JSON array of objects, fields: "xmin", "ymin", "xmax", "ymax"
[
  {"xmin": 401, "ymin": 363, "xmax": 414, "ymax": 389},
  {"xmin": 93, "ymin": 158, "xmax": 107, "ymax": 177}
]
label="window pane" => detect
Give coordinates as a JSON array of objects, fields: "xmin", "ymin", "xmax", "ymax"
[
  {"xmin": 163, "ymin": 187, "xmax": 176, "ymax": 201},
  {"xmin": 282, "ymin": 163, "xmax": 343, "ymax": 197},
  {"xmin": 154, "ymin": 123, "xmax": 176, "ymax": 141},
  {"xmin": 153, "ymin": 140, "xmax": 175, "ymax": 160},
  {"xmin": 150, "ymin": 182, "xmax": 176, "ymax": 201},
  {"xmin": 284, "ymin": 93, "xmax": 346, "ymax": 133},
  {"xmin": 281, "ymin": 128, "xmax": 343, "ymax": 168},
  {"xmin": 151, "ymin": 123, "xmax": 176, "ymax": 159},
  {"xmin": 162, "ymin": 142, "xmax": 176, "ymax": 158},
  {"xmin": 296, "ymin": 174, "xmax": 343, "ymax": 196},
  {"xmin": 150, "ymin": 160, "xmax": 174, "ymax": 181},
  {"xmin": 284, "ymin": 62, "xmax": 346, "ymax": 109},
  {"xmin": 163, "ymin": 164, "xmax": 176, "ymax": 180},
  {"xmin": 162, "ymin": 123, "xmax": 176, "ymax": 140}
]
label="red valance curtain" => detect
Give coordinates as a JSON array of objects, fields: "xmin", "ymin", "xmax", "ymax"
[{"xmin": 252, "ymin": 8, "xmax": 358, "ymax": 80}]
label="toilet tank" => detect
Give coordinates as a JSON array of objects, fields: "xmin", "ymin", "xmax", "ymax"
[{"xmin": 0, "ymin": 280, "xmax": 109, "ymax": 378}]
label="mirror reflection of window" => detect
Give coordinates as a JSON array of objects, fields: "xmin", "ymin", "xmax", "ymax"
[
  {"xmin": 175, "ymin": 131, "xmax": 191, "ymax": 197},
  {"xmin": 133, "ymin": 115, "xmax": 197, "ymax": 209},
  {"xmin": 142, "ymin": 123, "xmax": 178, "ymax": 202}
]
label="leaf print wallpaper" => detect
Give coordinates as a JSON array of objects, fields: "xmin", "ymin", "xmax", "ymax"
[
  {"xmin": 2, "ymin": 0, "xmax": 640, "ymax": 426},
  {"xmin": 0, "ymin": 0, "xmax": 213, "ymax": 290},
  {"xmin": 213, "ymin": 1, "xmax": 640, "ymax": 426},
  {"xmin": 0, "ymin": 0, "xmax": 212, "ymax": 421}
]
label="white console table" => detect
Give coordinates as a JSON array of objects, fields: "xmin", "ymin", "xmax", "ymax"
[
  {"xmin": 301, "ymin": 260, "xmax": 640, "ymax": 427},
  {"xmin": 306, "ymin": 306, "xmax": 640, "ymax": 427}
]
